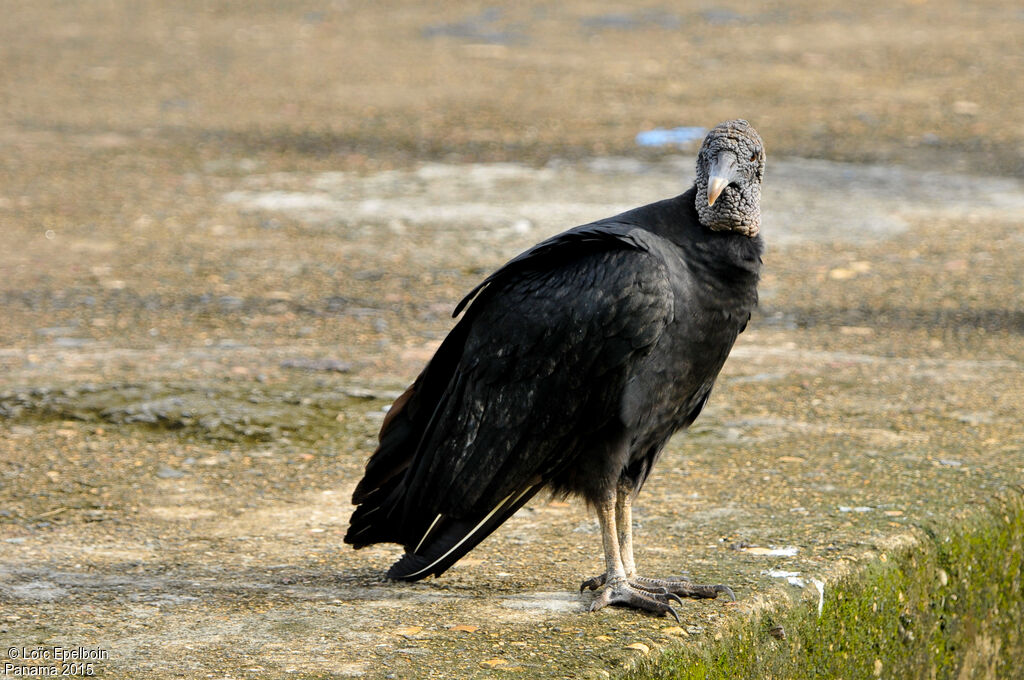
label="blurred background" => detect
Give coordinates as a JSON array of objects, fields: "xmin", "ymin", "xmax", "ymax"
[
  {"xmin": 2, "ymin": 0, "xmax": 1021, "ymax": 359},
  {"xmin": 1, "ymin": 1, "xmax": 1023, "ymax": 677},
  {"xmin": 3, "ymin": 0, "xmax": 1022, "ymax": 172}
]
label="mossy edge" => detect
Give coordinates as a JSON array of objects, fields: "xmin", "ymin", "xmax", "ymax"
[{"xmin": 627, "ymin": 492, "xmax": 1024, "ymax": 680}]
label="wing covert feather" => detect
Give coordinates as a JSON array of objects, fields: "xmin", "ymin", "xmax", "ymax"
[{"xmin": 400, "ymin": 245, "xmax": 674, "ymax": 529}]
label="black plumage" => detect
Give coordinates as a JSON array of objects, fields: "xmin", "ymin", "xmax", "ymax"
[{"xmin": 346, "ymin": 120, "xmax": 765, "ymax": 618}]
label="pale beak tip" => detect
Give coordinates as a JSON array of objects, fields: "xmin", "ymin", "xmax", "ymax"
[{"xmin": 707, "ymin": 177, "xmax": 728, "ymax": 207}]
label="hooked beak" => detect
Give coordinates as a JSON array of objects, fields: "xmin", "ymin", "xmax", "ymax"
[{"xmin": 707, "ymin": 151, "xmax": 739, "ymax": 207}]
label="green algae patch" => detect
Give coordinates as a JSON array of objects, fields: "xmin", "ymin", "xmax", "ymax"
[
  {"xmin": 0, "ymin": 380, "xmax": 393, "ymax": 444},
  {"xmin": 629, "ymin": 495, "xmax": 1024, "ymax": 680}
]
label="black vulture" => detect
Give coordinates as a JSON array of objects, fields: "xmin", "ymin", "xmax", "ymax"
[{"xmin": 345, "ymin": 120, "xmax": 765, "ymax": 619}]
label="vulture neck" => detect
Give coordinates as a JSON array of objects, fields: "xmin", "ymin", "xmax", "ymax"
[
  {"xmin": 655, "ymin": 186, "xmax": 763, "ymax": 306},
  {"xmin": 662, "ymin": 186, "xmax": 762, "ymax": 265}
]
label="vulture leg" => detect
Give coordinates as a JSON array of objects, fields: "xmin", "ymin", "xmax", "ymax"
[
  {"xmin": 583, "ymin": 486, "xmax": 683, "ymax": 622},
  {"xmin": 582, "ymin": 481, "xmax": 736, "ymax": 617},
  {"xmin": 615, "ymin": 480, "xmax": 637, "ymax": 578}
]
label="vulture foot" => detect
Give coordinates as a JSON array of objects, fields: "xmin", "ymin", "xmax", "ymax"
[
  {"xmin": 632, "ymin": 575, "xmax": 736, "ymax": 601},
  {"xmin": 587, "ymin": 577, "xmax": 683, "ymax": 622},
  {"xmin": 582, "ymin": 574, "xmax": 736, "ymax": 611}
]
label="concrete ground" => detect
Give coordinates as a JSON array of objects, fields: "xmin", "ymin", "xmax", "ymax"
[{"xmin": 1, "ymin": 2, "xmax": 1022, "ymax": 679}]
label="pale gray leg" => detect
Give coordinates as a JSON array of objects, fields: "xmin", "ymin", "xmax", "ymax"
[
  {"xmin": 581, "ymin": 481, "xmax": 736, "ymax": 617},
  {"xmin": 616, "ymin": 481, "xmax": 637, "ymax": 579},
  {"xmin": 582, "ymin": 487, "xmax": 682, "ymax": 621}
]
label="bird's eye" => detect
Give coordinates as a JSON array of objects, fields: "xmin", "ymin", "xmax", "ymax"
[{"xmin": 749, "ymin": 150, "xmax": 759, "ymax": 162}]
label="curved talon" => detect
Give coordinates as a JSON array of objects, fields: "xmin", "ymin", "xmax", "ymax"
[
  {"xmin": 633, "ymin": 584, "xmax": 684, "ymax": 607},
  {"xmin": 588, "ymin": 587, "xmax": 613, "ymax": 612},
  {"xmin": 715, "ymin": 584, "xmax": 737, "ymax": 602},
  {"xmin": 580, "ymin": 574, "xmax": 606, "ymax": 592},
  {"xmin": 585, "ymin": 578, "xmax": 682, "ymax": 620},
  {"xmin": 631, "ymin": 582, "xmax": 684, "ymax": 607}
]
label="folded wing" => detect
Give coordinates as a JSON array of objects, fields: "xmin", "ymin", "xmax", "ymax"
[{"xmin": 345, "ymin": 222, "xmax": 675, "ymax": 580}]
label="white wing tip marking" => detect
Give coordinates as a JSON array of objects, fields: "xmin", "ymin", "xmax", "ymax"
[
  {"xmin": 414, "ymin": 513, "xmax": 444, "ymax": 554},
  {"xmin": 402, "ymin": 487, "xmax": 533, "ymax": 580}
]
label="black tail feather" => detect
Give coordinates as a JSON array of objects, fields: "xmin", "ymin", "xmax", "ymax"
[
  {"xmin": 386, "ymin": 483, "xmax": 542, "ymax": 581},
  {"xmin": 345, "ymin": 481, "xmax": 404, "ymax": 548}
]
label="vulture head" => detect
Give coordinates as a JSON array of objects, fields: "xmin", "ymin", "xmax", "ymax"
[{"xmin": 695, "ymin": 119, "xmax": 765, "ymax": 237}]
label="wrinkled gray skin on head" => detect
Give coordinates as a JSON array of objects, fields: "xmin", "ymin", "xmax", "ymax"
[{"xmin": 695, "ymin": 119, "xmax": 765, "ymax": 237}]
